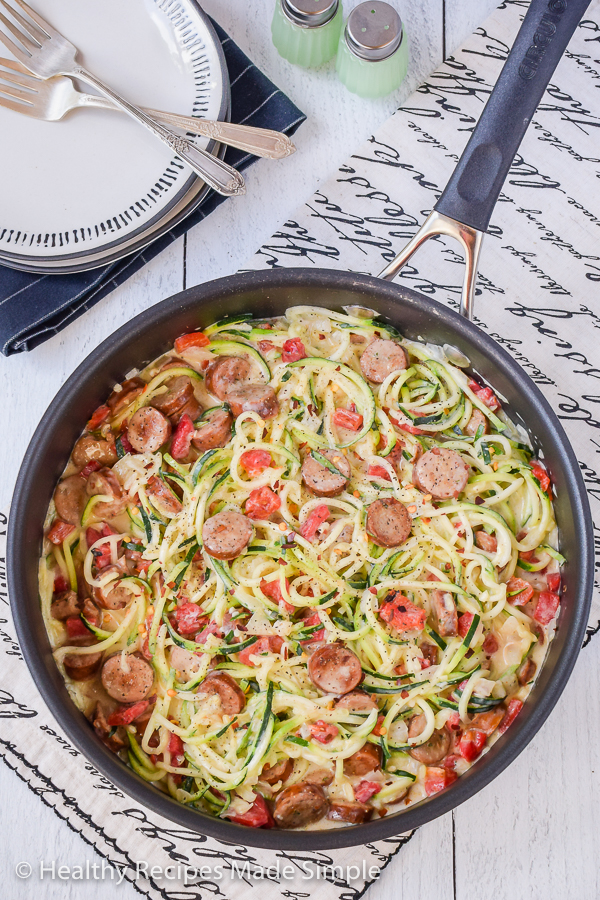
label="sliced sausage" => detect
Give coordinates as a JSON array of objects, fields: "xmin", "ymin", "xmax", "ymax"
[
  {"xmin": 335, "ymin": 690, "xmax": 379, "ymax": 713},
  {"xmin": 308, "ymin": 643, "xmax": 362, "ymax": 695},
  {"xmin": 465, "ymin": 408, "xmax": 487, "ymax": 437},
  {"xmin": 205, "ymin": 356, "xmax": 252, "ymax": 400},
  {"xmin": 173, "ymin": 396, "xmax": 202, "ymax": 425},
  {"xmin": 197, "ymin": 672, "xmax": 246, "ymax": 715},
  {"xmin": 304, "ymin": 767, "xmax": 334, "ymax": 786},
  {"xmin": 127, "ymin": 407, "xmax": 171, "ymax": 453},
  {"xmin": 273, "ymin": 783, "xmax": 329, "ymax": 829},
  {"xmin": 327, "ymin": 801, "xmax": 373, "ymax": 824},
  {"xmin": 517, "ymin": 657, "xmax": 536, "ymax": 685},
  {"xmin": 414, "ymin": 447, "xmax": 470, "ymax": 500},
  {"xmin": 72, "ymin": 435, "xmax": 117, "ymax": 469},
  {"xmin": 152, "ymin": 375, "xmax": 195, "ymax": 419},
  {"xmin": 92, "ymin": 703, "xmax": 126, "ymax": 751},
  {"xmin": 63, "ymin": 635, "xmax": 103, "ymax": 681},
  {"xmin": 366, "ymin": 498, "xmax": 411, "ymax": 547},
  {"xmin": 101, "ymin": 654, "xmax": 154, "ymax": 702},
  {"xmin": 475, "ymin": 530, "xmax": 497, "ymax": 553},
  {"xmin": 302, "ymin": 450, "xmax": 351, "ymax": 497},
  {"xmin": 86, "ymin": 468, "xmax": 127, "ymax": 519},
  {"xmin": 430, "ymin": 590, "xmax": 458, "ymax": 637},
  {"xmin": 226, "ymin": 384, "xmax": 279, "ymax": 419},
  {"xmin": 54, "ymin": 475, "xmax": 87, "ymax": 526},
  {"xmin": 51, "ymin": 590, "xmax": 82, "ymax": 620},
  {"xmin": 93, "ymin": 570, "xmax": 132, "ymax": 610},
  {"xmin": 146, "ymin": 474, "xmax": 183, "ymax": 516},
  {"xmin": 261, "ymin": 758, "xmax": 294, "ymax": 785},
  {"xmin": 107, "ymin": 377, "xmax": 145, "ymax": 415},
  {"xmin": 202, "ymin": 510, "xmax": 253, "ymax": 560},
  {"xmin": 343, "ymin": 742, "xmax": 382, "ymax": 776},
  {"xmin": 360, "ymin": 338, "xmax": 407, "ymax": 384},
  {"xmin": 408, "ymin": 714, "xmax": 451, "ymax": 764},
  {"xmin": 170, "ymin": 646, "xmax": 203, "ymax": 682},
  {"xmin": 420, "ymin": 641, "xmax": 439, "ymax": 666},
  {"xmin": 192, "ymin": 408, "xmax": 233, "ymax": 452}
]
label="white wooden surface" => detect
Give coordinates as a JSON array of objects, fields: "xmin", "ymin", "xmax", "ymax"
[{"xmin": 2, "ymin": 2, "xmax": 599, "ymax": 898}]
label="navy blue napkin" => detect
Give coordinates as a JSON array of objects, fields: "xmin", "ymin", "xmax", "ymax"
[{"xmin": 0, "ymin": 21, "xmax": 305, "ymax": 355}]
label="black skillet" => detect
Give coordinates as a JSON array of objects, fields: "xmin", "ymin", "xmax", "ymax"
[{"xmin": 8, "ymin": 0, "xmax": 594, "ymax": 850}]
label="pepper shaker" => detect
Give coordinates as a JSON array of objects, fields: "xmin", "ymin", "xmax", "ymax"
[
  {"xmin": 336, "ymin": 1, "xmax": 408, "ymax": 98},
  {"xmin": 272, "ymin": 0, "xmax": 344, "ymax": 68}
]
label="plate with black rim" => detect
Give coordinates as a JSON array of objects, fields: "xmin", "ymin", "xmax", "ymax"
[{"xmin": 0, "ymin": 0, "xmax": 229, "ymax": 274}]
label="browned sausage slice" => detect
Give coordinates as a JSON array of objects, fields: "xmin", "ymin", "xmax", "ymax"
[
  {"xmin": 192, "ymin": 408, "xmax": 233, "ymax": 452},
  {"xmin": 127, "ymin": 407, "xmax": 171, "ymax": 453},
  {"xmin": 469, "ymin": 708, "xmax": 505, "ymax": 735},
  {"xmin": 197, "ymin": 672, "xmax": 246, "ymax": 715},
  {"xmin": 173, "ymin": 396, "xmax": 202, "ymax": 425},
  {"xmin": 414, "ymin": 447, "xmax": 469, "ymax": 500},
  {"xmin": 327, "ymin": 801, "xmax": 373, "ymax": 824},
  {"xmin": 273, "ymin": 783, "xmax": 329, "ymax": 828},
  {"xmin": 465, "ymin": 408, "xmax": 487, "ymax": 437},
  {"xmin": 107, "ymin": 377, "xmax": 145, "ymax": 415},
  {"xmin": 226, "ymin": 384, "xmax": 279, "ymax": 419},
  {"xmin": 261, "ymin": 758, "xmax": 293, "ymax": 785},
  {"xmin": 360, "ymin": 338, "xmax": 408, "ymax": 384},
  {"xmin": 54, "ymin": 475, "xmax": 87, "ymax": 526},
  {"xmin": 304, "ymin": 767, "xmax": 334, "ymax": 786},
  {"xmin": 151, "ymin": 376, "xmax": 195, "ymax": 419},
  {"xmin": 72, "ymin": 435, "xmax": 117, "ymax": 469},
  {"xmin": 202, "ymin": 510, "xmax": 253, "ymax": 560},
  {"xmin": 517, "ymin": 657, "xmax": 536, "ymax": 685},
  {"xmin": 93, "ymin": 570, "xmax": 133, "ymax": 610},
  {"xmin": 101, "ymin": 654, "xmax": 154, "ymax": 702},
  {"xmin": 51, "ymin": 590, "xmax": 82, "ymax": 620},
  {"xmin": 63, "ymin": 635, "xmax": 103, "ymax": 681},
  {"xmin": 475, "ymin": 530, "xmax": 497, "ymax": 553},
  {"xmin": 343, "ymin": 742, "xmax": 382, "ymax": 776},
  {"xmin": 302, "ymin": 450, "xmax": 351, "ymax": 497},
  {"xmin": 430, "ymin": 590, "xmax": 458, "ymax": 637},
  {"xmin": 308, "ymin": 643, "xmax": 362, "ymax": 695},
  {"xmin": 420, "ymin": 641, "xmax": 439, "ymax": 666},
  {"xmin": 205, "ymin": 356, "xmax": 252, "ymax": 400},
  {"xmin": 146, "ymin": 475, "xmax": 183, "ymax": 516},
  {"xmin": 335, "ymin": 690, "xmax": 379, "ymax": 713},
  {"xmin": 366, "ymin": 498, "xmax": 411, "ymax": 547},
  {"xmin": 86, "ymin": 468, "xmax": 127, "ymax": 519},
  {"xmin": 408, "ymin": 713, "xmax": 451, "ymax": 765}
]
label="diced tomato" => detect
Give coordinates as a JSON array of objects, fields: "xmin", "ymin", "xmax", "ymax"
[
  {"xmin": 354, "ymin": 780, "xmax": 380, "ymax": 803},
  {"xmin": 299, "ymin": 610, "xmax": 325, "ymax": 643},
  {"xmin": 79, "ymin": 460, "xmax": 101, "ymax": 479},
  {"xmin": 86, "ymin": 527, "xmax": 113, "ymax": 569},
  {"xmin": 227, "ymin": 793, "xmax": 274, "ymax": 828},
  {"xmin": 458, "ymin": 729, "xmax": 487, "ymax": 763},
  {"xmin": 458, "ymin": 612, "xmax": 474, "ymax": 638},
  {"xmin": 534, "ymin": 590, "xmax": 560, "ymax": 625},
  {"xmin": 65, "ymin": 616, "xmax": 89, "ymax": 639},
  {"xmin": 482, "ymin": 632, "xmax": 499, "ymax": 654},
  {"xmin": 260, "ymin": 577, "xmax": 293, "ymax": 613},
  {"xmin": 309, "ymin": 721, "xmax": 339, "ymax": 744},
  {"xmin": 498, "ymin": 698, "xmax": 523, "ymax": 734},
  {"xmin": 240, "ymin": 449, "xmax": 272, "ymax": 478},
  {"xmin": 53, "ymin": 573, "xmax": 69, "ymax": 593},
  {"xmin": 443, "ymin": 754, "xmax": 460, "ymax": 771},
  {"xmin": 171, "ymin": 413, "xmax": 195, "ymax": 461},
  {"xmin": 547, "ymin": 572, "xmax": 561, "ymax": 592},
  {"xmin": 519, "ymin": 549, "xmax": 536, "ymax": 562},
  {"xmin": 257, "ymin": 340, "xmax": 275, "ymax": 353},
  {"xmin": 397, "ymin": 420, "xmax": 426, "ymax": 435},
  {"xmin": 424, "ymin": 766, "xmax": 458, "ymax": 796},
  {"xmin": 506, "ymin": 576, "xmax": 534, "ymax": 606},
  {"xmin": 530, "ymin": 461, "xmax": 551, "ymax": 494},
  {"xmin": 168, "ymin": 732, "xmax": 186, "ymax": 766},
  {"xmin": 281, "ymin": 338, "xmax": 306, "ymax": 363},
  {"xmin": 476, "ymin": 386, "xmax": 500, "ymax": 411},
  {"xmin": 171, "ymin": 603, "xmax": 207, "ymax": 636},
  {"xmin": 238, "ymin": 635, "xmax": 283, "ymax": 666},
  {"xmin": 87, "ymin": 405, "xmax": 110, "ymax": 431},
  {"xmin": 368, "ymin": 464, "xmax": 392, "ymax": 482},
  {"xmin": 195, "ymin": 620, "xmax": 221, "ymax": 644},
  {"xmin": 379, "ymin": 591, "xmax": 426, "ymax": 632},
  {"xmin": 333, "ymin": 408, "xmax": 364, "ymax": 431},
  {"xmin": 300, "ymin": 505, "xmax": 330, "ymax": 540},
  {"xmin": 47, "ymin": 520, "xmax": 75, "ymax": 545},
  {"xmin": 174, "ymin": 332, "xmax": 210, "ymax": 353},
  {"xmin": 107, "ymin": 700, "xmax": 150, "ymax": 728},
  {"xmin": 245, "ymin": 486, "xmax": 281, "ymax": 519},
  {"xmin": 446, "ymin": 712, "xmax": 461, "ymax": 732}
]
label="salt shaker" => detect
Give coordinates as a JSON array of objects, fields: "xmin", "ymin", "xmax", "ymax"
[
  {"xmin": 336, "ymin": 1, "xmax": 408, "ymax": 98},
  {"xmin": 271, "ymin": 0, "xmax": 344, "ymax": 68}
]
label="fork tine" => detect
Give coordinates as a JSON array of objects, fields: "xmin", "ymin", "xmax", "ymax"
[
  {"xmin": 6, "ymin": 0, "xmax": 51, "ymax": 38},
  {"xmin": 0, "ymin": 9, "xmax": 41, "ymax": 54},
  {"xmin": 0, "ymin": 21, "xmax": 29, "ymax": 60},
  {"xmin": 0, "ymin": 89, "xmax": 32, "ymax": 112},
  {"xmin": 0, "ymin": 79, "xmax": 31, "ymax": 101},
  {"xmin": 0, "ymin": 60, "xmax": 39, "ymax": 87}
]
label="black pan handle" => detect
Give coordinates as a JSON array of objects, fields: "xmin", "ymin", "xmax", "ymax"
[{"xmin": 434, "ymin": 0, "xmax": 592, "ymax": 233}]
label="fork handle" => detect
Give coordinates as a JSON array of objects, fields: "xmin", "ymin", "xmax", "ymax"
[{"xmin": 72, "ymin": 67, "xmax": 245, "ymax": 197}]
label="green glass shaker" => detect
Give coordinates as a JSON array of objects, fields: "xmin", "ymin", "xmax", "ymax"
[
  {"xmin": 272, "ymin": 0, "xmax": 344, "ymax": 68},
  {"xmin": 336, "ymin": 1, "xmax": 408, "ymax": 98}
]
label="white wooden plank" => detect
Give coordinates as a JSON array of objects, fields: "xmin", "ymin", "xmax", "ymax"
[
  {"xmin": 374, "ymin": 814, "xmax": 454, "ymax": 900},
  {"xmin": 443, "ymin": 0, "xmax": 500, "ymax": 58}
]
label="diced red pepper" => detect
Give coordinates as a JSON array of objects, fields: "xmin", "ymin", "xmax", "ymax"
[
  {"xmin": 281, "ymin": 338, "xmax": 306, "ymax": 363},
  {"xmin": 54, "ymin": 573, "xmax": 69, "ymax": 593},
  {"xmin": 171, "ymin": 413, "xmax": 195, "ymax": 460},
  {"xmin": 300, "ymin": 505, "xmax": 330, "ymax": 540},
  {"xmin": 333, "ymin": 408, "xmax": 364, "ymax": 431},
  {"xmin": 379, "ymin": 591, "xmax": 426, "ymax": 632},
  {"xmin": 87, "ymin": 405, "xmax": 110, "ymax": 431},
  {"xmin": 260, "ymin": 577, "xmax": 293, "ymax": 613},
  {"xmin": 240, "ymin": 449, "xmax": 272, "ymax": 478},
  {"xmin": 168, "ymin": 732, "xmax": 186, "ymax": 766},
  {"xmin": 309, "ymin": 720, "xmax": 339, "ymax": 744},
  {"xmin": 65, "ymin": 616, "xmax": 89, "ymax": 639},
  {"xmin": 498, "ymin": 698, "xmax": 523, "ymax": 734},
  {"xmin": 245, "ymin": 486, "xmax": 281, "ymax": 520},
  {"xmin": 458, "ymin": 729, "xmax": 487, "ymax": 763},
  {"xmin": 107, "ymin": 700, "xmax": 150, "ymax": 728},
  {"xmin": 482, "ymin": 632, "xmax": 499, "ymax": 654},
  {"xmin": 79, "ymin": 460, "xmax": 101, "ymax": 479},
  {"xmin": 506, "ymin": 576, "xmax": 534, "ymax": 606},
  {"xmin": 534, "ymin": 591, "xmax": 560, "ymax": 625},
  {"xmin": 396, "ymin": 420, "xmax": 426, "ymax": 435},
  {"xmin": 458, "ymin": 612, "xmax": 474, "ymax": 638},
  {"xmin": 227, "ymin": 793, "xmax": 274, "ymax": 828},
  {"xmin": 354, "ymin": 780, "xmax": 380, "ymax": 803},
  {"xmin": 547, "ymin": 572, "xmax": 561, "ymax": 593},
  {"xmin": 174, "ymin": 332, "xmax": 210, "ymax": 353},
  {"xmin": 299, "ymin": 610, "xmax": 325, "ymax": 643},
  {"xmin": 368, "ymin": 464, "xmax": 392, "ymax": 482},
  {"xmin": 238, "ymin": 635, "xmax": 283, "ymax": 666},
  {"xmin": 47, "ymin": 520, "xmax": 75, "ymax": 545},
  {"xmin": 171, "ymin": 603, "xmax": 207, "ymax": 636},
  {"xmin": 119, "ymin": 432, "xmax": 134, "ymax": 455},
  {"xmin": 424, "ymin": 766, "xmax": 458, "ymax": 796},
  {"xmin": 86, "ymin": 527, "xmax": 113, "ymax": 569},
  {"xmin": 530, "ymin": 461, "xmax": 551, "ymax": 494}
]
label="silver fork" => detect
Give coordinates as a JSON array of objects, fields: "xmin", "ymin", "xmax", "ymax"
[
  {"xmin": 0, "ymin": 58, "xmax": 296, "ymax": 160},
  {"xmin": 0, "ymin": 0, "xmax": 245, "ymax": 196}
]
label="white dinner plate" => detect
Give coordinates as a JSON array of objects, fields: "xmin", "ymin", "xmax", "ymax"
[{"xmin": 0, "ymin": 0, "xmax": 229, "ymax": 274}]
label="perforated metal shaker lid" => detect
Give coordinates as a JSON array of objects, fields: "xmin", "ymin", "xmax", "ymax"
[
  {"xmin": 345, "ymin": 1, "xmax": 403, "ymax": 61},
  {"xmin": 281, "ymin": 0, "xmax": 340, "ymax": 28}
]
